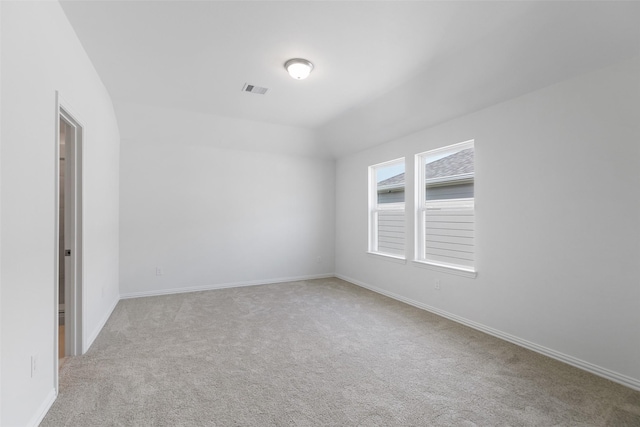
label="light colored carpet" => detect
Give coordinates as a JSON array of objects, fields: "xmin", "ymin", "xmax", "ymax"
[{"xmin": 42, "ymin": 278, "xmax": 640, "ymax": 426}]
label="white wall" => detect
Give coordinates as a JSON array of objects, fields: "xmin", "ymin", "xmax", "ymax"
[
  {"xmin": 335, "ymin": 57, "xmax": 640, "ymax": 389},
  {"xmin": 0, "ymin": 1, "xmax": 3, "ymax": 423},
  {"xmin": 118, "ymin": 103, "xmax": 335, "ymax": 297},
  {"xmin": 0, "ymin": 2, "xmax": 120, "ymax": 426}
]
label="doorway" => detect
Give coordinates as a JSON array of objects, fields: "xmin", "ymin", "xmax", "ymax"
[{"xmin": 56, "ymin": 101, "xmax": 83, "ymax": 373}]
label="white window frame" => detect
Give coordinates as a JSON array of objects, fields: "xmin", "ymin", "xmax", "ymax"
[
  {"xmin": 368, "ymin": 158, "xmax": 406, "ymax": 260},
  {"xmin": 414, "ymin": 140, "xmax": 476, "ymax": 278}
]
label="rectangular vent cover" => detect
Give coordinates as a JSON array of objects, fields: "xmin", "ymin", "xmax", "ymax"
[{"xmin": 242, "ymin": 83, "xmax": 269, "ymax": 95}]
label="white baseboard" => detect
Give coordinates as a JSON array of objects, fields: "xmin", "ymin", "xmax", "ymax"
[
  {"xmin": 336, "ymin": 273, "xmax": 640, "ymax": 392},
  {"xmin": 27, "ymin": 387, "xmax": 56, "ymax": 427},
  {"xmin": 119, "ymin": 273, "xmax": 335, "ymax": 300},
  {"xmin": 84, "ymin": 295, "xmax": 119, "ymax": 353}
]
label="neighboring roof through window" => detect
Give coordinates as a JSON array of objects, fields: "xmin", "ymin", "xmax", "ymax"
[{"xmin": 377, "ymin": 147, "xmax": 475, "ymax": 191}]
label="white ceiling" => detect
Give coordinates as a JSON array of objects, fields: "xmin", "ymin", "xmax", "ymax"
[{"xmin": 60, "ymin": 1, "xmax": 640, "ymax": 157}]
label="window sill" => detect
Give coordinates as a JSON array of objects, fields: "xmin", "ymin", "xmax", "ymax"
[
  {"xmin": 412, "ymin": 259, "xmax": 477, "ymax": 278},
  {"xmin": 367, "ymin": 251, "xmax": 407, "ymax": 264}
]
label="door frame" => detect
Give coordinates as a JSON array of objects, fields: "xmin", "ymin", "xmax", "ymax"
[{"xmin": 54, "ymin": 92, "xmax": 84, "ymax": 391}]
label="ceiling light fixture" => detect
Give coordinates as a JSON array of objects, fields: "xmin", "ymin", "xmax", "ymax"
[{"xmin": 284, "ymin": 58, "xmax": 314, "ymax": 80}]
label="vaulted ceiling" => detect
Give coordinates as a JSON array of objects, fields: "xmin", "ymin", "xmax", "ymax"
[{"xmin": 60, "ymin": 1, "xmax": 640, "ymax": 157}]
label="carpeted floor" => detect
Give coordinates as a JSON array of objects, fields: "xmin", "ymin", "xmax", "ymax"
[{"xmin": 42, "ymin": 278, "xmax": 640, "ymax": 426}]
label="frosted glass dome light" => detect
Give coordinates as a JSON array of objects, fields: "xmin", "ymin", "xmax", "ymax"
[{"xmin": 285, "ymin": 58, "xmax": 314, "ymax": 80}]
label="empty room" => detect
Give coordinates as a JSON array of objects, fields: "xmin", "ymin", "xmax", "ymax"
[{"xmin": 1, "ymin": 1, "xmax": 639, "ymax": 426}]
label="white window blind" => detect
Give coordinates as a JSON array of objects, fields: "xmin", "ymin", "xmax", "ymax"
[
  {"xmin": 374, "ymin": 203, "xmax": 405, "ymax": 256},
  {"xmin": 422, "ymin": 199, "xmax": 474, "ymax": 268}
]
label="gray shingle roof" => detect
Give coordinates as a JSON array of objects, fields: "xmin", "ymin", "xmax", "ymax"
[
  {"xmin": 377, "ymin": 147, "xmax": 474, "ymax": 188},
  {"xmin": 426, "ymin": 147, "xmax": 474, "ymax": 180},
  {"xmin": 377, "ymin": 172, "xmax": 406, "ymax": 187}
]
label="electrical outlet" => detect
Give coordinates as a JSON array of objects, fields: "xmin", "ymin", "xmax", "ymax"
[
  {"xmin": 434, "ymin": 280, "xmax": 441, "ymax": 290},
  {"xmin": 156, "ymin": 267, "xmax": 163, "ymax": 276},
  {"xmin": 317, "ymin": 256, "xmax": 322, "ymax": 264},
  {"xmin": 31, "ymin": 354, "xmax": 38, "ymax": 378}
]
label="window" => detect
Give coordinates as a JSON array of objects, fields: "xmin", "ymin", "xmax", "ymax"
[
  {"xmin": 415, "ymin": 140, "xmax": 475, "ymax": 275},
  {"xmin": 368, "ymin": 158, "xmax": 405, "ymax": 258}
]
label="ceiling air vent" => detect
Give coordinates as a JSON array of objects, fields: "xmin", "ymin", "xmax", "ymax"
[{"xmin": 242, "ymin": 83, "xmax": 269, "ymax": 95}]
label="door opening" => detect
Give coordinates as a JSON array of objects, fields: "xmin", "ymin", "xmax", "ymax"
[
  {"xmin": 59, "ymin": 119, "xmax": 66, "ymax": 362},
  {"xmin": 56, "ymin": 102, "xmax": 83, "ymax": 377}
]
